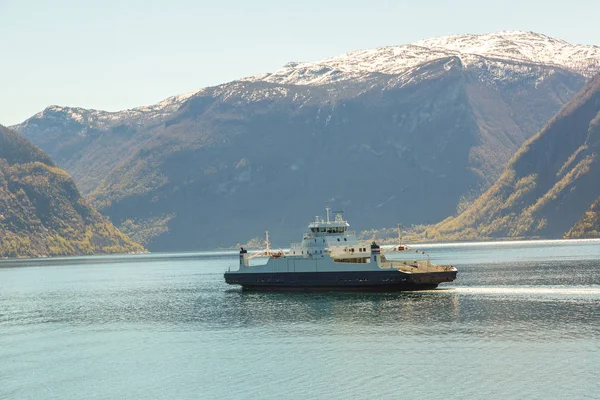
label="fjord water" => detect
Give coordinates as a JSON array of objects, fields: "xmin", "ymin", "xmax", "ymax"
[{"xmin": 1, "ymin": 241, "xmax": 599, "ymax": 399}]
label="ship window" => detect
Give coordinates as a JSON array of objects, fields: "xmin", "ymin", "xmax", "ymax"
[
  {"xmin": 359, "ymin": 248, "xmax": 362, "ymax": 252},
  {"xmin": 337, "ymin": 238, "xmax": 340, "ymax": 241},
  {"xmin": 344, "ymin": 238, "xmax": 347, "ymax": 241}
]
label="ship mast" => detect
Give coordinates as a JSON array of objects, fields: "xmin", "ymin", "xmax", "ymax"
[{"xmin": 265, "ymin": 231, "xmax": 270, "ymax": 255}]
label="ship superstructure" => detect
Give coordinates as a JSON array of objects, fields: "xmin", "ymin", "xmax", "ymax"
[{"xmin": 224, "ymin": 209, "xmax": 457, "ymax": 291}]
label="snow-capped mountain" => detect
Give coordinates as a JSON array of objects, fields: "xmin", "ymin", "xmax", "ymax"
[
  {"xmin": 12, "ymin": 31, "xmax": 600, "ymax": 251},
  {"xmin": 17, "ymin": 31, "xmax": 600, "ymax": 129}
]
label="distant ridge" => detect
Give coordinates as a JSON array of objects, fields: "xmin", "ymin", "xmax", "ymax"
[{"xmin": 16, "ymin": 31, "xmax": 600, "ymax": 132}]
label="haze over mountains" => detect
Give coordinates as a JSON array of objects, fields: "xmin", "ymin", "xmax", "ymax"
[{"xmin": 12, "ymin": 31, "xmax": 600, "ymax": 250}]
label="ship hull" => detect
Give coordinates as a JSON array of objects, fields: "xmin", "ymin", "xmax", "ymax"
[{"xmin": 224, "ymin": 270, "xmax": 456, "ymax": 292}]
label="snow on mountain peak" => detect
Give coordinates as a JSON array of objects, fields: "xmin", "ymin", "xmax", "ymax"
[
  {"xmin": 245, "ymin": 31, "xmax": 600, "ymax": 86},
  {"xmin": 22, "ymin": 89, "xmax": 204, "ymax": 130},
  {"xmin": 414, "ymin": 31, "xmax": 598, "ymax": 69}
]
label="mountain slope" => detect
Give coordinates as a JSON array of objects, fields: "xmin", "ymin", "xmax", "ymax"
[
  {"xmin": 430, "ymin": 73, "xmax": 600, "ymax": 240},
  {"xmin": 0, "ymin": 125, "xmax": 144, "ymax": 257},
  {"xmin": 566, "ymin": 196, "xmax": 600, "ymax": 238},
  {"xmin": 12, "ymin": 31, "xmax": 600, "ymax": 250}
]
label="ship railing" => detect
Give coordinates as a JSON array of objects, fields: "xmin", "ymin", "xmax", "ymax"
[
  {"xmin": 306, "ymin": 230, "xmax": 356, "ymax": 236},
  {"xmin": 381, "ymin": 246, "xmax": 431, "ymax": 266},
  {"xmin": 381, "ymin": 245, "xmax": 411, "ymax": 253}
]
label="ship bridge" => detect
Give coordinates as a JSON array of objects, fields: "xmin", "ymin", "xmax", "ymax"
[
  {"xmin": 289, "ymin": 208, "xmax": 361, "ymax": 258},
  {"xmin": 307, "ymin": 209, "xmax": 350, "ymax": 235}
]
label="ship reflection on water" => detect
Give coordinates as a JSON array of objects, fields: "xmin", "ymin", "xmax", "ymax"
[{"xmin": 224, "ymin": 289, "xmax": 462, "ymax": 329}]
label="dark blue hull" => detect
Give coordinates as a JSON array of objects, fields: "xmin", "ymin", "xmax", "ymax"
[{"xmin": 224, "ymin": 270, "xmax": 457, "ymax": 291}]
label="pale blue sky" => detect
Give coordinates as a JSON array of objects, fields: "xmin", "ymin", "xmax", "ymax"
[{"xmin": 1, "ymin": 0, "xmax": 599, "ymax": 126}]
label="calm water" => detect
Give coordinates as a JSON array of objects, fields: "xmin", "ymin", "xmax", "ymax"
[{"xmin": 1, "ymin": 240, "xmax": 600, "ymax": 399}]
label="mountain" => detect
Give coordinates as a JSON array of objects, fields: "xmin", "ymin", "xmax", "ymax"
[
  {"xmin": 12, "ymin": 31, "xmax": 600, "ymax": 250},
  {"xmin": 0, "ymin": 125, "xmax": 144, "ymax": 257},
  {"xmin": 428, "ymin": 73, "xmax": 600, "ymax": 240}
]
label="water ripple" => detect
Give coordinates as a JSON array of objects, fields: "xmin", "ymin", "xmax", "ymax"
[{"xmin": 1, "ymin": 244, "xmax": 600, "ymax": 399}]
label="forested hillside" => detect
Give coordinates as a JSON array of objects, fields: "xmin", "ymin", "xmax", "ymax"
[
  {"xmin": 566, "ymin": 197, "xmax": 600, "ymax": 238},
  {"xmin": 0, "ymin": 125, "xmax": 144, "ymax": 257}
]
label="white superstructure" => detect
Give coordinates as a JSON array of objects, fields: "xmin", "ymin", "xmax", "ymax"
[{"xmin": 234, "ymin": 209, "xmax": 451, "ymax": 274}]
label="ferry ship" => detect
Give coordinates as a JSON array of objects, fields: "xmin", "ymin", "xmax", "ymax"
[{"xmin": 224, "ymin": 209, "xmax": 457, "ymax": 291}]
